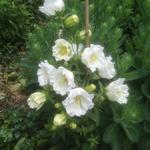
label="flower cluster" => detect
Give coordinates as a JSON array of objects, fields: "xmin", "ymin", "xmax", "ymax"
[
  {"xmin": 27, "ymin": 0, "xmax": 129, "ymax": 118},
  {"xmin": 28, "ymin": 38, "xmax": 129, "ymax": 117},
  {"xmin": 81, "ymin": 44, "xmax": 116, "ymax": 79},
  {"xmin": 37, "ymin": 59, "xmax": 94, "ymax": 117}
]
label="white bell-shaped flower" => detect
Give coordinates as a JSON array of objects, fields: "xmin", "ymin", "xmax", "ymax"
[
  {"xmin": 106, "ymin": 78, "xmax": 129, "ymax": 104},
  {"xmin": 52, "ymin": 67, "xmax": 76, "ymax": 95},
  {"xmin": 39, "ymin": 0, "xmax": 64, "ymax": 16},
  {"xmin": 62, "ymin": 88, "xmax": 94, "ymax": 117},
  {"xmin": 37, "ymin": 60, "xmax": 56, "ymax": 86},
  {"xmin": 52, "ymin": 39, "xmax": 74, "ymax": 61},
  {"xmin": 97, "ymin": 56, "xmax": 116, "ymax": 79},
  {"xmin": 27, "ymin": 92, "xmax": 46, "ymax": 110},
  {"xmin": 81, "ymin": 44, "xmax": 105, "ymax": 72}
]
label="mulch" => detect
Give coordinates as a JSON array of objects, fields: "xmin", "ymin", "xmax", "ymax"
[{"xmin": 0, "ymin": 75, "xmax": 27, "ymax": 112}]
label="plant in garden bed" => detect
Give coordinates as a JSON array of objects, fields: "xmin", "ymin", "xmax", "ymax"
[{"xmin": 17, "ymin": 0, "xmax": 150, "ymax": 149}]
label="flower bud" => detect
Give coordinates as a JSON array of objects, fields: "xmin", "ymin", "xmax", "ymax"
[
  {"xmin": 69, "ymin": 122, "xmax": 77, "ymax": 129},
  {"xmin": 54, "ymin": 103, "xmax": 62, "ymax": 109},
  {"xmin": 89, "ymin": 4, "xmax": 94, "ymax": 11},
  {"xmin": 106, "ymin": 6, "xmax": 112, "ymax": 13},
  {"xmin": 85, "ymin": 84, "xmax": 96, "ymax": 93},
  {"xmin": 78, "ymin": 29, "xmax": 92, "ymax": 40},
  {"xmin": 99, "ymin": 96, "xmax": 105, "ymax": 102},
  {"xmin": 27, "ymin": 92, "xmax": 46, "ymax": 110},
  {"xmin": 53, "ymin": 114, "xmax": 67, "ymax": 127},
  {"xmin": 64, "ymin": 15, "xmax": 79, "ymax": 27}
]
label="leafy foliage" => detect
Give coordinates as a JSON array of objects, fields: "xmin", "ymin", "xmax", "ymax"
[
  {"xmin": 0, "ymin": 0, "xmax": 43, "ymax": 65},
  {"xmin": 1, "ymin": 0, "xmax": 150, "ymax": 149}
]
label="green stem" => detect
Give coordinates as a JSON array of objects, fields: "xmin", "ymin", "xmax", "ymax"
[{"xmin": 85, "ymin": 0, "xmax": 90, "ymax": 47}]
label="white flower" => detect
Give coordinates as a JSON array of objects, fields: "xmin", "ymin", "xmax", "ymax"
[
  {"xmin": 81, "ymin": 44, "xmax": 116, "ymax": 79},
  {"xmin": 97, "ymin": 56, "xmax": 116, "ymax": 79},
  {"xmin": 53, "ymin": 114, "xmax": 67, "ymax": 126},
  {"xmin": 72, "ymin": 43, "xmax": 84, "ymax": 55},
  {"xmin": 52, "ymin": 67, "xmax": 76, "ymax": 95},
  {"xmin": 81, "ymin": 44, "xmax": 105, "ymax": 72},
  {"xmin": 37, "ymin": 60, "xmax": 55, "ymax": 86},
  {"xmin": 39, "ymin": 0, "xmax": 64, "ymax": 16},
  {"xmin": 62, "ymin": 88, "xmax": 94, "ymax": 117},
  {"xmin": 106, "ymin": 78, "xmax": 129, "ymax": 104},
  {"xmin": 52, "ymin": 39, "xmax": 74, "ymax": 61},
  {"xmin": 27, "ymin": 92, "xmax": 46, "ymax": 110}
]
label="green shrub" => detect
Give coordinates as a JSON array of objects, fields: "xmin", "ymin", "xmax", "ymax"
[{"xmin": 0, "ymin": 0, "xmax": 43, "ymax": 65}]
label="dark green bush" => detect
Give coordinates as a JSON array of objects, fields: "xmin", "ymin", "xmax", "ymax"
[{"xmin": 0, "ymin": 0, "xmax": 43, "ymax": 65}]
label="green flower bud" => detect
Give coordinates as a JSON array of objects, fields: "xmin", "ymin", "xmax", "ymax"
[
  {"xmin": 51, "ymin": 125, "xmax": 57, "ymax": 131},
  {"xmin": 118, "ymin": 5, "xmax": 123, "ymax": 12},
  {"xmin": 101, "ymin": 22, "xmax": 108, "ymax": 31},
  {"xmin": 110, "ymin": 16, "xmax": 116, "ymax": 24},
  {"xmin": 54, "ymin": 103, "xmax": 62, "ymax": 109},
  {"xmin": 64, "ymin": 15, "xmax": 79, "ymax": 27},
  {"xmin": 53, "ymin": 114, "xmax": 67, "ymax": 127},
  {"xmin": 114, "ymin": 28, "xmax": 122, "ymax": 39},
  {"xmin": 85, "ymin": 84, "xmax": 96, "ymax": 93},
  {"xmin": 78, "ymin": 29, "xmax": 92, "ymax": 40},
  {"xmin": 69, "ymin": 122, "xmax": 77, "ymax": 129},
  {"xmin": 89, "ymin": 4, "xmax": 94, "ymax": 11},
  {"xmin": 106, "ymin": 6, "xmax": 112, "ymax": 13},
  {"xmin": 99, "ymin": 96, "xmax": 105, "ymax": 102}
]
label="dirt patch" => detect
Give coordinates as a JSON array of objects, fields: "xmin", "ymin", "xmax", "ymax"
[{"xmin": 0, "ymin": 71, "xmax": 27, "ymax": 112}]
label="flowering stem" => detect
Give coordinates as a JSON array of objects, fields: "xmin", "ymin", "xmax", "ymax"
[{"xmin": 85, "ymin": 0, "xmax": 90, "ymax": 47}]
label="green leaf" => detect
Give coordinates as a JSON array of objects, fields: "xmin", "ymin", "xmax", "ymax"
[
  {"xmin": 121, "ymin": 122, "xmax": 142, "ymax": 143},
  {"xmin": 141, "ymin": 78, "xmax": 150, "ymax": 99},
  {"xmin": 144, "ymin": 121, "xmax": 150, "ymax": 133},
  {"xmin": 118, "ymin": 52, "xmax": 133, "ymax": 74},
  {"xmin": 122, "ymin": 100, "xmax": 144, "ymax": 123},
  {"xmin": 13, "ymin": 137, "xmax": 26, "ymax": 150},
  {"xmin": 145, "ymin": 103, "xmax": 150, "ymax": 121},
  {"xmin": 103, "ymin": 124, "xmax": 118, "ymax": 143},
  {"xmin": 138, "ymin": 136, "xmax": 150, "ymax": 150},
  {"xmin": 122, "ymin": 69, "xmax": 150, "ymax": 80},
  {"xmin": 103, "ymin": 124, "xmax": 123, "ymax": 150}
]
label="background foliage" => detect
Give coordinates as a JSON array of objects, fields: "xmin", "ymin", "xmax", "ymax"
[
  {"xmin": 0, "ymin": 0, "xmax": 150, "ymax": 149},
  {"xmin": 0, "ymin": 0, "xmax": 43, "ymax": 65}
]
